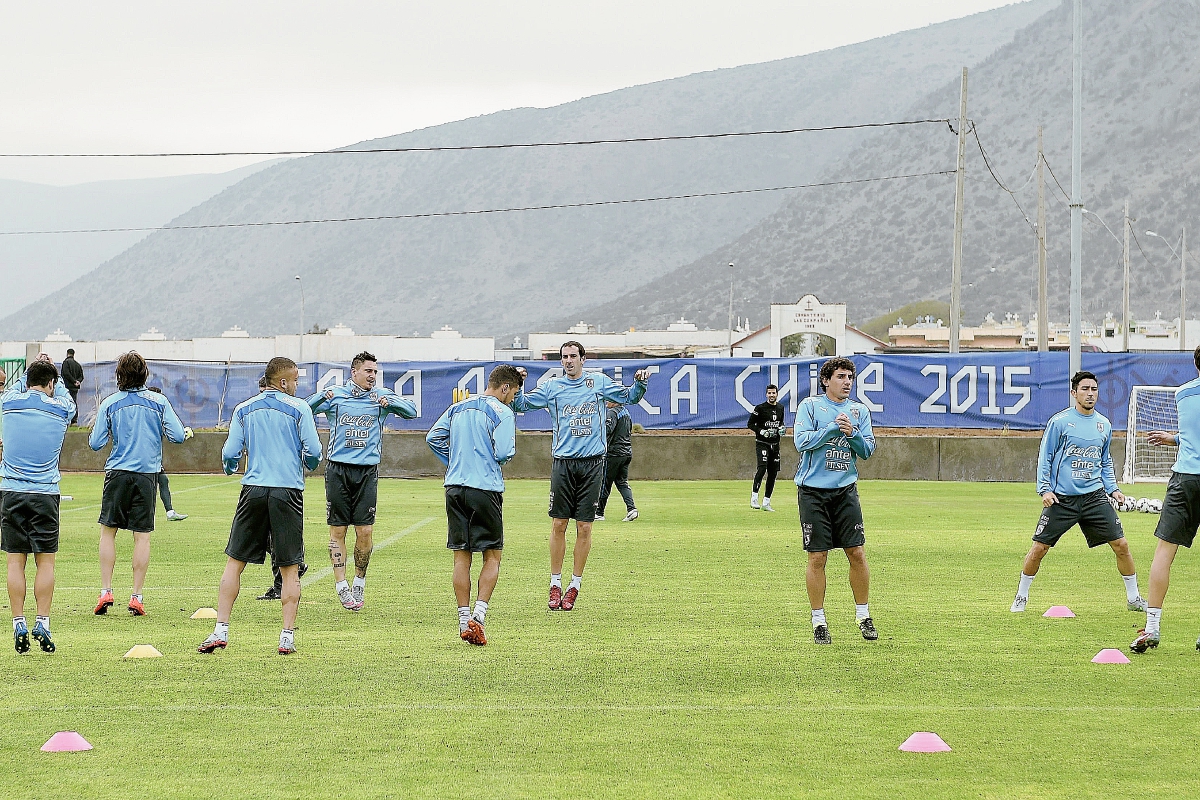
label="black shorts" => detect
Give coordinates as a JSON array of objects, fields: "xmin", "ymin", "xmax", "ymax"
[
  {"xmin": 445, "ymin": 485, "xmax": 504, "ymax": 552},
  {"xmin": 0, "ymin": 491, "xmax": 60, "ymax": 554},
  {"xmin": 798, "ymin": 484, "xmax": 866, "ymax": 552},
  {"xmin": 756, "ymin": 442, "xmax": 781, "ymax": 467},
  {"xmin": 1154, "ymin": 471, "xmax": 1200, "ymax": 548},
  {"xmin": 1033, "ymin": 488, "xmax": 1124, "ymax": 548},
  {"xmin": 225, "ymin": 486, "xmax": 305, "ymax": 567},
  {"xmin": 98, "ymin": 470, "xmax": 157, "ymax": 532},
  {"xmin": 549, "ymin": 456, "xmax": 606, "ymax": 522},
  {"xmin": 325, "ymin": 461, "xmax": 378, "ymax": 527}
]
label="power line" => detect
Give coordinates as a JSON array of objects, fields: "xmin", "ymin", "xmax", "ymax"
[
  {"xmin": 969, "ymin": 124, "xmax": 1038, "ymax": 235},
  {"xmin": 0, "ymin": 170, "xmax": 955, "ymax": 236},
  {"xmin": 0, "ymin": 119, "xmax": 951, "ymax": 159}
]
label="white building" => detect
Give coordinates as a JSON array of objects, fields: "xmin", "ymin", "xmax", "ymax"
[
  {"xmin": 526, "ymin": 319, "xmax": 744, "ymax": 359},
  {"xmin": 717, "ymin": 295, "xmax": 887, "ymax": 357}
]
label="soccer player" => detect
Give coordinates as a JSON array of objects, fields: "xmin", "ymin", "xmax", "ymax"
[
  {"xmin": 89, "ymin": 352, "xmax": 189, "ymax": 616},
  {"xmin": 794, "ymin": 356, "xmax": 877, "ymax": 645},
  {"xmin": 747, "ymin": 383, "xmax": 786, "ymax": 511},
  {"xmin": 1, "ymin": 359, "xmax": 73, "ymax": 653},
  {"xmin": 596, "ymin": 400, "xmax": 637, "ymax": 521},
  {"xmin": 514, "ymin": 342, "xmax": 649, "ymax": 611},
  {"xmin": 426, "ymin": 365, "xmax": 521, "ymax": 645},
  {"xmin": 199, "ymin": 357, "xmax": 322, "ymax": 655},
  {"xmin": 307, "ymin": 351, "xmax": 416, "ymax": 611},
  {"xmin": 1010, "ymin": 371, "xmax": 1141, "ymax": 614},
  {"xmin": 1131, "ymin": 346, "xmax": 1200, "ymax": 653}
]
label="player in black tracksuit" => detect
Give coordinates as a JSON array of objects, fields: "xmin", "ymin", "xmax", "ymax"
[{"xmin": 747, "ymin": 384, "xmax": 786, "ymax": 511}]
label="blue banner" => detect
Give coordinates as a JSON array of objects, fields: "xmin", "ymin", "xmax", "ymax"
[{"xmin": 70, "ymin": 353, "xmax": 1197, "ymax": 431}]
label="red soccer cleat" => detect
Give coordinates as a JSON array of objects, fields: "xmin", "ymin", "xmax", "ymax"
[
  {"xmin": 464, "ymin": 619, "xmax": 487, "ymax": 646},
  {"xmin": 561, "ymin": 586, "xmax": 578, "ymax": 611},
  {"xmin": 197, "ymin": 635, "xmax": 227, "ymax": 654},
  {"xmin": 548, "ymin": 585, "xmax": 562, "ymax": 611},
  {"xmin": 127, "ymin": 596, "xmax": 146, "ymax": 616},
  {"xmin": 94, "ymin": 590, "xmax": 114, "ymax": 615},
  {"xmin": 278, "ymin": 644, "xmax": 296, "ymax": 655}
]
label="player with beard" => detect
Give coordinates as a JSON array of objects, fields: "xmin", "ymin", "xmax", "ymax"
[{"xmin": 747, "ymin": 384, "xmax": 786, "ymax": 511}]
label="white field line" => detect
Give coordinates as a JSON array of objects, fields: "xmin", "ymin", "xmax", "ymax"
[
  {"xmin": 301, "ymin": 515, "xmax": 437, "ymax": 587},
  {"xmin": 60, "ymin": 480, "xmax": 234, "ymax": 514},
  {"xmin": 10, "ymin": 703, "xmax": 1198, "ymax": 714}
]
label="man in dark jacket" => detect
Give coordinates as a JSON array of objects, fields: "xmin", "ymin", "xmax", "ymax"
[
  {"xmin": 60, "ymin": 349, "xmax": 84, "ymax": 425},
  {"xmin": 597, "ymin": 401, "xmax": 637, "ymax": 521},
  {"xmin": 747, "ymin": 384, "xmax": 787, "ymax": 511}
]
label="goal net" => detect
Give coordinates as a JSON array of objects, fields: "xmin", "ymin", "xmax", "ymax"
[{"xmin": 1124, "ymin": 386, "xmax": 1178, "ymax": 483}]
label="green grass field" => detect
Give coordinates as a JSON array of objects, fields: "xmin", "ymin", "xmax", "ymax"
[{"xmin": 3, "ymin": 475, "xmax": 1197, "ymax": 799}]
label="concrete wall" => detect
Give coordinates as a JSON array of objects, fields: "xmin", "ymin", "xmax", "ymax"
[{"xmin": 61, "ymin": 431, "xmax": 1117, "ymax": 483}]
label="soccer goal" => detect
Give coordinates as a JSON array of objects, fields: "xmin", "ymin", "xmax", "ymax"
[{"xmin": 1124, "ymin": 386, "xmax": 1178, "ymax": 483}]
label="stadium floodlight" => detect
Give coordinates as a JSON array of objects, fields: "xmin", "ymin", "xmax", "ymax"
[{"xmin": 1144, "ymin": 230, "xmax": 1187, "ymax": 351}]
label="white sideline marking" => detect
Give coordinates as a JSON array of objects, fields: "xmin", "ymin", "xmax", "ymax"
[
  {"xmin": 60, "ymin": 480, "xmax": 233, "ymax": 514},
  {"xmin": 301, "ymin": 516, "xmax": 437, "ymax": 588},
  {"xmin": 12, "ymin": 703, "xmax": 1197, "ymax": 714}
]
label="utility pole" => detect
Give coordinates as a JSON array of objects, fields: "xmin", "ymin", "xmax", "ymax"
[
  {"xmin": 1122, "ymin": 199, "xmax": 1131, "ymax": 352},
  {"xmin": 1037, "ymin": 126, "xmax": 1048, "ymax": 352},
  {"xmin": 727, "ymin": 262, "xmax": 735, "ymax": 356},
  {"xmin": 1068, "ymin": 0, "xmax": 1083, "ymax": 376},
  {"xmin": 1182, "ymin": 226, "xmax": 1188, "ymax": 352},
  {"xmin": 950, "ymin": 67, "xmax": 968, "ymax": 354}
]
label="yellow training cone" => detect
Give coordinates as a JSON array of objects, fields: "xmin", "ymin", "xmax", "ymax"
[
  {"xmin": 190, "ymin": 607, "xmax": 218, "ymax": 619},
  {"xmin": 123, "ymin": 644, "xmax": 163, "ymax": 658}
]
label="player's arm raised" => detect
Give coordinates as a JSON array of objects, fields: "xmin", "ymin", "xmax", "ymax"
[
  {"xmin": 510, "ymin": 367, "xmax": 551, "ymax": 411},
  {"xmin": 425, "ymin": 408, "xmax": 452, "ymax": 466},
  {"xmin": 379, "ymin": 389, "xmax": 417, "ymax": 420},
  {"xmin": 599, "ymin": 370, "xmax": 648, "ymax": 406},
  {"xmin": 306, "ymin": 387, "xmax": 335, "ymax": 414},
  {"xmin": 793, "ymin": 401, "xmax": 841, "ymax": 452}
]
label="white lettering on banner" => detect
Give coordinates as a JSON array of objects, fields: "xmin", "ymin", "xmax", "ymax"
[
  {"xmin": 950, "ymin": 366, "xmax": 977, "ymax": 413},
  {"xmin": 920, "ymin": 365, "xmax": 948, "ymax": 413},
  {"xmin": 317, "ymin": 369, "xmax": 343, "ymax": 392},
  {"xmin": 1003, "ymin": 366, "xmax": 1031, "ymax": 414},
  {"xmin": 809, "ymin": 362, "xmax": 819, "ymax": 398},
  {"xmin": 670, "ymin": 364, "xmax": 698, "ymax": 415},
  {"xmin": 457, "ymin": 367, "xmax": 485, "ymax": 397},
  {"xmin": 394, "ymin": 370, "xmax": 421, "ymax": 417},
  {"xmin": 734, "ymin": 366, "xmax": 761, "ymax": 413},
  {"xmin": 979, "ymin": 366, "xmax": 1001, "ymax": 414},
  {"xmin": 638, "ymin": 366, "xmax": 661, "ymax": 415},
  {"xmin": 537, "ymin": 368, "xmax": 564, "ymax": 388},
  {"xmin": 856, "ymin": 362, "xmax": 884, "ymax": 412},
  {"xmin": 769, "ymin": 364, "xmax": 799, "ymax": 412}
]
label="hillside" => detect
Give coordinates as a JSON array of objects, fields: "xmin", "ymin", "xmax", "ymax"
[
  {"xmin": 567, "ymin": 0, "xmax": 1200, "ymax": 332},
  {"xmin": 0, "ymin": 0, "xmax": 1055, "ymax": 340}
]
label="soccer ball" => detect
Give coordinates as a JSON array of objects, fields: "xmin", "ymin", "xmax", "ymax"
[{"xmin": 1148, "ymin": 499, "xmax": 1163, "ymax": 513}]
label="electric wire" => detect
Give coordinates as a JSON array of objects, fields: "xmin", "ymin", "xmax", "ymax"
[{"xmin": 969, "ymin": 123, "xmax": 1038, "ymax": 236}]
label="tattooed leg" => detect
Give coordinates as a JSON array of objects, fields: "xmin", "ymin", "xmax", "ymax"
[
  {"xmin": 353, "ymin": 525, "xmax": 374, "ymax": 579},
  {"xmin": 328, "ymin": 526, "xmax": 349, "ymax": 584}
]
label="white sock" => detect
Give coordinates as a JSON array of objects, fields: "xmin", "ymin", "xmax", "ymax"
[
  {"xmin": 473, "ymin": 600, "xmax": 488, "ymax": 624},
  {"xmin": 102, "ymin": 587, "xmax": 112, "ymax": 595},
  {"xmin": 811, "ymin": 608, "xmax": 826, "ymax": 629},
  {"xmin": 458, "ymin": 606, "xmax": 471, "ymax": 633},
  {"xmin": 855, "ymin": 604, "xmax": 869, "ymax": 621},
  {"xmin": 35, "ymin": 615, "xmax": 49, "ymax": 632},
  {"xmin": 751, "ymin": 492, "xmax": 759, "ymax": 502},
  {"xmin": 280, "ymin": 628, "xmax": 294, "ymax": 648},
  {"xmin": 335, "ymin": 580, "xmax": 349, "ymax": 593},
  {"xmin": 1146, "ymin": 607, "xmax": 1162, "ymax": 636},
  {"xmin": 569, "ymin": 575, "xmax": 582, "ymax": 591},
  {"xmin": 550, "ymin": 574, "xmax": 562, "ymax": 589},
  {"xmin": 352, "ymin": 576, "xmax": 366, "ymax": 590},
  {"xmin": 213, "ymin": 621, "xmax": 229, "ymax": 641},
  {"xmin": 1017, "ymin": 573, "xmax": 1035, "ymax": 598},
  {"xmin": 13, "ymin": 616, "xmax": 26, "ymax": 631},
  {"xmin": 132, "ymin": 594, "xmax": 143, "ymax": 603},
  {"xmin": 1122, "ymin": 574, "xmax": 1141, "ymax": 602}
]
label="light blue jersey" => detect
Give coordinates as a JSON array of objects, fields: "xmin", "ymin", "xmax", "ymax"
[
  {"xmin": 512, "ymin": 371, "xmax": 646, "ymax": 459},
  {"xmin": 1037, "ymin": 407, "xmax": 1118, "ymax": 496},
  {"xmin": 89, "ymin": 387, "xmax": 187, "ymax": 473},
  {"xmin": 307, "ymin": 383, "xmax": 417, "ymax": 466},
  {"xmin": 1, "ymin": 380, "xmax": 74, "ymax": 494},
  {"xmin": 1172, "ymin": 378, "xmax": 1200, "ymax": 475},
  {"xmin": 793, "ymin": 395, "xmax": 876, "ymax": 489},
  {"xmin": 426, "ymin": 395, "xmax": 516, "ymax": 493},
  {"xmin": 222, "ymin": 390, "xmax": 322, "ymax": 490}
]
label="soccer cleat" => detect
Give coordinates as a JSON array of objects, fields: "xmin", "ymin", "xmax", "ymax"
[
  {"xmin": 278, "ymin": 643, "xmax": 296, "ymax": 655},
  {"xmin": 548, "ymin": 585, "xmax": 562, "ymax": 611},
  {"xmin": 464, "ymin": 619, "xmax": 487, "ymax": 646},
  {"xmin": 197, "ymin": 634, "xmax": 227, "ymax": 654},
  {"xmin": 1130, "ymin": 629, "xmax": 1160, "ymax": 654},
  {"xmin": 93, "ymin": 590, "xmax": 114, "ymax": 615},
  {"xmin": 166, "ymin": 510, "xmax": 188, "ymax": 521},
  {"xmin": 761, "ymin": 499, "xmax": 775, "ymax": 513},
  {"xmin": 257, "ymin": 586, "xmax": 281, "ymax": 601},
  {"xmin": 337, "ymin": 585, "xmax": 362, "ymax": 612},
  {"xmin": 813, "ymin": 625, "xmax": 832, "ymax": 645},
  {"xmin": 623, "ymin": 508, "xmax": 639, "ymax": 521},
  {"xmin": 858, "ymin": 617, "xmax": 878, "ymax": 641},
  {"xmin": 594, "ymin": 515, "xmax": 605, "ymax": 521},
  {"xmin": 13, "ymin": 622, "xmax": 30, "ymax": 654},
  {"xmin": 1128, "ymin": 596, "xmax": 1148, "ymax": 612},
  {"xmin": 352, "ymin": 584, "xmax": 365, "ymax": 609},
  {"xmin": 561, "ymin": 586, "xmax": 579, "ymax": 611},
  {"xmin": 750, "ymin": 495, "xmax": 761, "ymax": 510},
  {"xmin": 1010, "ymin": 595, "xmax": 1028, "ymax": 613},
  {"xmin": 31, "ymin": 622, "xmax": 55, "ymax": 653},
  {"xmin": 128, "ymin": 597, "xmax": 146, "ymax": 616}
]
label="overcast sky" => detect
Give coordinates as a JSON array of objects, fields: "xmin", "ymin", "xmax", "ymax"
[{"xmin": 0, "ymin": 0, "xmax": 1030, "ymax": 185}]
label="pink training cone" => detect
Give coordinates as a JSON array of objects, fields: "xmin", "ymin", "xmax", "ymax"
[
  {"xmin": 898, "ymin": 732, "xmax": 951, "ymax": 752},
  {"xmin": 41, "ymin": 731, "xmax": 92, "ymax": 752},
  {"xmin": 1043, "ymin": 605, "xmax": 1076, "ymax": 618},
  {"xmin": 1092, "ymin": 648, "xmax": 1132, "ymax": 664}
]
